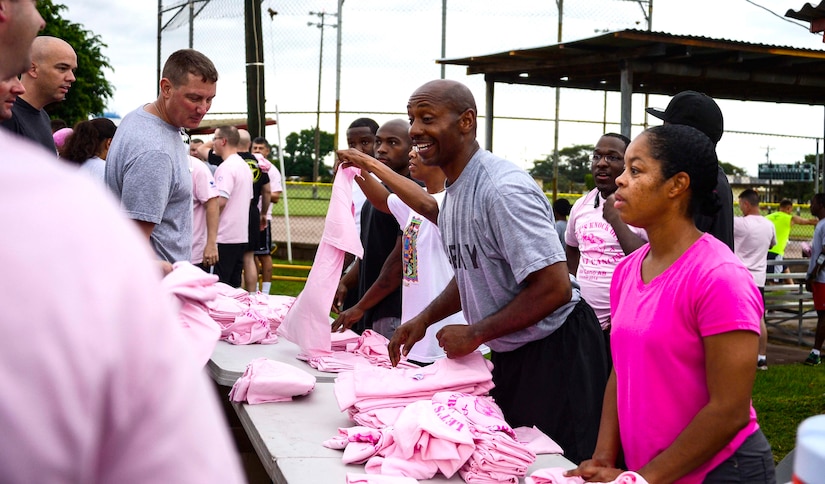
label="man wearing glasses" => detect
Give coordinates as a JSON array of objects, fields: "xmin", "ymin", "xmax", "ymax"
[{"xmin": 565, "ymin": 133, "xmax": 647, "ymax": 356}]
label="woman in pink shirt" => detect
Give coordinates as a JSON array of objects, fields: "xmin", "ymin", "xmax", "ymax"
[{"xmin": 568, "ymin": 125, "xmax": 774, "ymax": 483}]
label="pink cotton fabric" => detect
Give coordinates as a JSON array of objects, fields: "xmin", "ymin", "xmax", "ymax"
[
  {"xmin": 0, "ymin": 131, "xmax": 244, "ymax": 483},
  {"xmin": 333, "ymin": 351, "xmax": 494, "ymax": 419},
  {"xmin": 190, "ymin": 155, "xmax": 219, "ymax": 265},
  {"xmin": 329, "ymin": 390, "xmax": 536, "ymax": 482},
  {"xmin": 207, "ymin": 283, "xmax": 295, "ymax": 345},
  {"xmin": 279, "ymin": 166, "xmax": 363, "ymax": 357},
  {"xmin": 229, "ymin": 357, "xmax": 316, "ymax": 404},
  {"xmin": 514, "ymin": 426, "xmax": 565, "ymax": 455},
  {"xmin": 525, "ymin": 469, "xmax": 649, "ymax": 484},
  {"xmin": 610, "ymin": 235, "xmax": 761, "ymax": 483},
  {"xmin": 345, "ymin": 473, "xmax": 419, "ymax": 484},
  {"xmin": 160, "ymin": 261, "xmax": 222, "ymax": 366},
  {"xmin": 301, "ymin": 330, "xmax": 420, "ymax": 374}
]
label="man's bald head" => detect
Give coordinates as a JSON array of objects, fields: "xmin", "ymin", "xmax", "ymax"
[
  {"xmin": 411, "ymin": 79, "xmax": 477, "ymax": 118},
  {"xmin": 31, "ymin": 36, "xmax": 74, "ymax": 64},
  {"xmin": 238, "ymin": 128, "xmax": 252, "ymax": 151},
  {"xmin": 22, "ymin": 36, "xmax": 77, "ymax": 109}
]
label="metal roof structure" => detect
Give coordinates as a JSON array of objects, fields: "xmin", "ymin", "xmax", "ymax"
[
  {"xmin": 438, "ymin": 29, "xmax": 825, "ymax": 141},
  {"xmin": 786, "ymin": 1, "xmax": 825, "ymax": 40}
]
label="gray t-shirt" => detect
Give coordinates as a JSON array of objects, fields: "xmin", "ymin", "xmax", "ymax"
[
  {"xmin": 438, "ymin": 148, "xmax": 580, "ymax": 352},
  {"xmin": 105, "ymin": 106, "xmax": 193, "ymax": 263}
]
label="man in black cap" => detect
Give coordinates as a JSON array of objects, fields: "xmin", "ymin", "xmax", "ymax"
[{"xmin": 646, "ymin": 90, "xmax": 734, "ymax": 251}]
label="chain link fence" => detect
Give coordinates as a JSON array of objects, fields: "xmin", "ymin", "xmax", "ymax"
[{"xmin": 158, "ymin": 1, "xmax": 821, "ymax": 255}]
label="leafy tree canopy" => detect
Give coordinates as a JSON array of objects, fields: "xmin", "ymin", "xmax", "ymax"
[
  {"xmin": 529, "ymin": 144, "xmax": 594, "ymax": 193},
  {"xmin": 38, "ymin": 1, "xmax": 113, "ymax": 125},
  {"xmin": 283, "ymin": 128, "xmax": 334, "ymax": 181},
  {"xmin": 720, "ymin": 161, "xmax": 747, "ymax": 176}
]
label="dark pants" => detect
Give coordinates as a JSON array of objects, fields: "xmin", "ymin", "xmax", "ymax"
[
  {"xmin": 490, "ymin": 299, "xmax": 609, "ymax": 464},
  {"xmin": 216, "ymin": 243, "xmax": 247, "ymax": 288},
  {"xmin": 704, "ymin": 429, "xmax": 775, "ymax": 483}
]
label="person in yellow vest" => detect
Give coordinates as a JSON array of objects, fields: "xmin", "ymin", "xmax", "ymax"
[{"xmin": 765, "ymin": 199, "xmax": 817, "ymax": 284}]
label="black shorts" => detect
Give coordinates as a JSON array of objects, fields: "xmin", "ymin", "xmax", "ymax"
[
  {"xmin": 215, "ymin": 243, "xmax": 247, "ymax": 288},
  {"xmin": 490, "ymin": 299, "xmax": 609, "ymax": 464},
  {"xmin": 254, "ymin": 220, "xmax": 272, "ymax": 256},
  {"xmin": 247, "ymin": 205, "xmax": 260, "ymax": 251}
]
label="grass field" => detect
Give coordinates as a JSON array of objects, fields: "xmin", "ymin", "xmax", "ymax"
[{"xmin": 752, "ymin": 364, "xmax": 825, "ymax": 463}]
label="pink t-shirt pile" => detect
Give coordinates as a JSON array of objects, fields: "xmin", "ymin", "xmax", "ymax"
[
  {"xmin": 207, "ymin": 282, "xmax": 295, "ymax": 345},
  {"xmin": 228, "ymin": 357, "xmax": 316, "ymax": 404},
  {"xmin": 326, "ymin": 389, "xmax": 549, "ymax": 482},
  {"xmin": 334, "ymin": 351, "xmax": 495, "ymax": 429},
  {"xmin": 300, "ymin": 330, "xmax": 420, "ymax": 373}
]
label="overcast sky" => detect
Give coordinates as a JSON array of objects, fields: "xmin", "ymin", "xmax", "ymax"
[{"xmin": 60, "ymin": 0, "xmax": 825, "ymax": 177}]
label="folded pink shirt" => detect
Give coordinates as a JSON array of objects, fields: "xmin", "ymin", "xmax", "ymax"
[{"xmin": 229, "ymin": 357, "xmax": 316, "ymax": 404}]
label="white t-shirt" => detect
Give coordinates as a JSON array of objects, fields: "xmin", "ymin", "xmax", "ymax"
[
  {"xmin": 565, "ymin": 189, "xmax": 647, "ymax": 328},
  {"xmin": 733, "ymin": 215, "xmax": 777, "ymax": 287},
  {"xmin": 387, "ymin": 191, "xmax": 471, "ymax": 363},
  {"xmin": 215, "ymin": 153, "xmax": 253, "ymax": 244}
]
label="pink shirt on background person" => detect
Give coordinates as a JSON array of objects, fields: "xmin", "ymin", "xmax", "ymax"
[
  {"xmin": 214, "ymin": 152, "xmax": 253, "ymax": 244},
  {"xmin": 0, "ymin": 131, "xmax": 244, "ymax": 483},
  {"xmin": 565, "ymin": 189, "xmax": 647, "ymax": 328},
  {"xmin": 610, "ymin": 234, "xmax": 762, "ymax": 483},
  {"xmin": 190, "ymin": 156, "xmax": 219, "ymax": 264}
]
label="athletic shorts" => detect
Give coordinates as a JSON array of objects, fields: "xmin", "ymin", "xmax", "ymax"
[
  {"xmin": 254, "ymin": 220, "xmax": 272, "ymax": 256},
  {"xmin": 767, "ymin": 252, "xmax": 783, "ymax": 275},
  {"xmin": 813, "ymin": 281, "xmax": 825, "ymax": 311}
]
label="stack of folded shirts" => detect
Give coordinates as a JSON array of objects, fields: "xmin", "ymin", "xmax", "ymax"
[
  {"xmin": 229, "ymin": 357, "xmax": 316, "ymax": 404},
  {"xmin": 364, "ymin": 399, "xmax": 476, "ymax": 480},
  {"xmin": 206, "ymin": 284, "xmax": 295, "ymax": 345},
  {"xmin": 331, "ymin": 329, "xmax": 361, "ymax": 351},
  {"xmin": 334, "ymin": 352, "xmax": 495, "ymax": 428},
  {"xmin": 301, "ymin": 330, "xmax": 419, "ymax": 373}
]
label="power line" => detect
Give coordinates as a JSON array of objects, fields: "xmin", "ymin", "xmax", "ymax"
[{"xmin": 742, "ymin": 0, "xmax": 812, "ymax": 31}]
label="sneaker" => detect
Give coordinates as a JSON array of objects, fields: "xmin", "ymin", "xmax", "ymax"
[
  {"xmin": 804, "ymin": 352, "xmax": 821, "ymax": 366},
  {"xmin": 757, "ymin": 359, "xmax": 768, "ymax": 371}
]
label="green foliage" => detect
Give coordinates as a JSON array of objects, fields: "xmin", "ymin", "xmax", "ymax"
[
  {"xmin": 529, "ymin": 144, "xmax": 594, "ymax": 193},
  {"xmin": 283, "ymin": 128, "xmax": 335, "ymax": 181},
  {"xmin": 752, "ymin": 363, "xmax": 825, "ymax": 463},
  {"xmin": 719, "ymin": 161, "xmax": 747, "ymax": 176},
  {"xmin": 38, "ymin": 1, "xmax": 113, "ymax": 125}
]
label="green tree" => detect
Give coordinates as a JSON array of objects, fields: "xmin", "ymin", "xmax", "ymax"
[
  {"xmin": 37, "ymin": 1, "xmax": 113, "ymax": 125},
  {"xmin": 283, "ymin": 128, "xmax": 334, "ymax": 181},
  {"xmin": 529, "ymin": 143, "xmax": 594, "ymax": 193},
  {"xmin": 719, "ymin": 161, "xmax": 747, "ymax": 176}
]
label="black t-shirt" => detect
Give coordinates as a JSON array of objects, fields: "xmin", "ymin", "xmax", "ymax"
[
  {"xmin": 0, "ymin": 97, "xmax": 55, "ymax": 153},
  {"xmin": 354, "ymin": 195, "xmax": 403, "ymax": 333}
]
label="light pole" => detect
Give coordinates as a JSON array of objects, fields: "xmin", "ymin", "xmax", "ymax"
[{"xmin": 308, "ymin": 11, "xmax": 337, "ymax": 193}]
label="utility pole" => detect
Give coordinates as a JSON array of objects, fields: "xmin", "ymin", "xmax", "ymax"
[
  {"xmin": 764, "ymin": 145, "xmax": 775, "ymax": 203},
  {"xmin": 552, "ymin": 0, "xmax": 563, "ymax": 202},
  {"xmin": 308, "ymin": 11, "xmax": 337, "ymax": 193},
  {"xmin": 245, "ymin": 0, "xmax": 265, "ymax": 138},
  {"xmin": 333, "ymin": 1, "xmax": 344, "ymax": 154}
]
